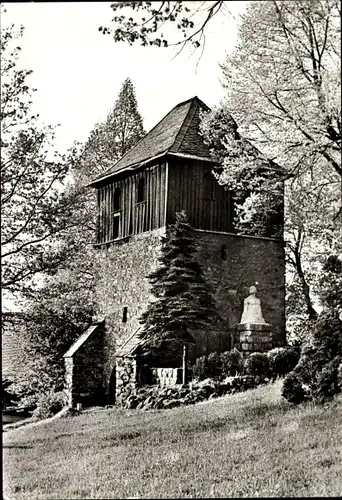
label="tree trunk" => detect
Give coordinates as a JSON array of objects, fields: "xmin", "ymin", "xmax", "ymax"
[{"xmin": 293, "ymin": 231, "xmax": 318, "ymax": 321}]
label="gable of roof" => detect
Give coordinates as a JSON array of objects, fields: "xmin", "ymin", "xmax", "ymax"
[
  {"xmin": 63, "ymin": 321, "xmax": 104, "ymax": 358},
  {"xmin": 89, "ymin": 96, "xmax": 213, "ymax": 186}
]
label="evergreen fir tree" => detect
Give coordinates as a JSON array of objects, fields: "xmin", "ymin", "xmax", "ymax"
[
  {"xmin": 77, "ymin": 77, "xmax": 145, "ymax": 181},
  {"xmin": 139, "ymin": 211, "xmax": 220, "ymax": 366}
]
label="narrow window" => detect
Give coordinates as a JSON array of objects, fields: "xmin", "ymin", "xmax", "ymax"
[
  {"xmin": 122, "ymin": 307, "xmax": 128, "ymax": 323},
  {"xmin": 221, "ymin": 244, "xmax": 227, "ymax": 260},
  {"xmin": 113, "ymin": 187, "xmax": 121, "ymax": 212},
  {"xmin": 113, "ymin": 213, "xmax": 120, "ymax": 239},
  {"xmin": 137, "ymin": 177, "xmax": 145, "ymax": 203}
]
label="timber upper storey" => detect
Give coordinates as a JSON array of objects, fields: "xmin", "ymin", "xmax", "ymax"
[
  {"xmin": 90, "ymin": 96, "xmax": 281, "ymax": 245},
  {"xmin": 90, "ymin": 96, "xmax": 215, "ymax": 185}
]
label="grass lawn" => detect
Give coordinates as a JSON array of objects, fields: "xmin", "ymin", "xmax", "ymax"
[{"xmin": 3, "ymin": 380, "xmax": 342, "ymax": 499}]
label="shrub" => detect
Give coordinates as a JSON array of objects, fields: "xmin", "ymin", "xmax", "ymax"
[
  {"xmin": 31, "ymin": 391, "xmax": 67, "ymax": 420},
  {"xmin": 311, "ymin": 356, "xmax": 341, "ymax": 404},
  {"xmin": 220, "ymin": 348, "xmax": 243, "ymax": 377},
  {"xmin": 207, "ymin": 352, "xmax": 222, "ymax": 378},
  {"xmin": 2, "ymin": 378, "xmax": 19, "ymax": 411},
  {"xmin": 192, "ymin": 352, "xmax": 222, "ymax": 381},
  {"xmin": 282, "ymin": 254, "xmax": 342, "ymax": 405},
  {"xmin": 192, "ymin": 355, "xmax": 209, "ymax": 381},
  {"xmin": 267, "ymin": 346, "xmax": 300, "ymax": 379},
  {"xmin": 244, "ymin": 352, "xmax": 270, "ymax": 379},
  {"xmin": 282, "ymin": 372, "xmax": 306, "ymax": 404}
]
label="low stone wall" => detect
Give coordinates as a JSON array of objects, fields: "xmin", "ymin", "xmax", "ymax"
[{"xmin": 152, "ymin": 367, "xmax": 183, "ymax": 387}]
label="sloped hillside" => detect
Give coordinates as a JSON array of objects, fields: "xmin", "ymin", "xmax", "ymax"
[{"xmin": 3, "ymin": 381, "xmax": 342, "ymax": 499}]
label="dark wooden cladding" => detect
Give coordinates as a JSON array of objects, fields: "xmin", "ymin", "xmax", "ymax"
[
  {"xmin": 96, "ymin": 163, "xmax": 167, "ymax": 244},
  {"xmin": 166, "ymin": 157, "xmax": 235, "ymax": 233}
]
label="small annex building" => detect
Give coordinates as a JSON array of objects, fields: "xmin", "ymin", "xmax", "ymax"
[{"xmin": 64, "ymin": 96, "xmax": 286, "ymax": 406}]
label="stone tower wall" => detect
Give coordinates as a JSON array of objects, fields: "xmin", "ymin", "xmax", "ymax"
[{"xmin": 94, "ymin": 228, "xmax": 285, "ymax": 397}]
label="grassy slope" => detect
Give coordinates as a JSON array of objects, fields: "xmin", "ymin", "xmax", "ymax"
[{"xmin": 3, "ymin": 380, "xmax": 342, "ymax": 499}]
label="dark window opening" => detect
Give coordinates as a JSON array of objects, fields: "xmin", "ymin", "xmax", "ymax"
[
  {"xmin": 122, "ymin": 307, "xmax": 128, "ymax": 323},
  {"xmin": 137, "ymin": 177, "xmax": 145, "ymax": 203},
  {"xmin": 113, "ymin": 214, "xmax": 120, "ymax": 239},
  {"xmin": 114, "ymin": 187, "xmax": 121, "ymax": 212},
  {"xmin": 221, "ymin": 244, "xmax": 227, "ymax": 260}
]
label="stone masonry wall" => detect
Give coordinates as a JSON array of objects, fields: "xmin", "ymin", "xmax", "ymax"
[
  {"xmin": 71, "ymin": 325, "xmax": 105, "ymax": 405},
  {"xmin": 193, "ymin": 230, "xmax": 286, "ymax": 348},
  {"xmin": 116, "ymin": 356, "xmax": 137, "ymax": 405},
  {"xmin": 94, "ymin": 228, "xmax": 285, "ymax": 399},
  {"xmin": 95, "ymin": 229, "xmax": 164, "ymax": 399}
]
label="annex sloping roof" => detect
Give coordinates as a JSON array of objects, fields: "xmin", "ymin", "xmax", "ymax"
[
  {"xmin": 115, "ymin": 327, "xmax": 146, "ymax": 357},
  {"xmin": 89, "ymin": 96, "xmax": 214, "ymax": 186},
  {"xmin": 63, "ymin": 321, "xmax": 104, "ymax": 358}
]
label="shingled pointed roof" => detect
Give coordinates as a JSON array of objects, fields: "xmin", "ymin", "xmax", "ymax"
[{"xmin": 90, "ymin": 96, "xmax": 213, "ymax": 186}]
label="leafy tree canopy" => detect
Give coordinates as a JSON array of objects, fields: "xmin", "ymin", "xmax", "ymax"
[{"xmin": 1, "ymin": 14, "xmax": 83, "ymax": 297}]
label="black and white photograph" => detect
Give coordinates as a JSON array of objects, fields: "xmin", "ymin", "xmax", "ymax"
[{"xmin": 2, "ymin": 1, "xmax": 341, "ymax": 498}]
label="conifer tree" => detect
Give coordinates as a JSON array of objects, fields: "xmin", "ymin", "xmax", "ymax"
[
  {"xmin": 77, "ymin": 77, "xmax": 145, "ymax": 181},
  {"xmin": 139, "ymin": 211, "xmax": 220, "ymax": 366}
]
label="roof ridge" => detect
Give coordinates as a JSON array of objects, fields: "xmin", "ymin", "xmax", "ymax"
[
  {"xmin": 168, "ymin": 98, "xmax": 195, "ymax": 153},
  {"xmin": 92, "ymin": 98, "xmax": 201, "ymax": 184},
  {"xmin": 171, "ymin": 98, "xmax": 201, "ymax": 153}
]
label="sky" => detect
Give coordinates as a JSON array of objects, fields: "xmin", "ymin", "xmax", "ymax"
[
  {"xmin": 2, "ymin": 1, "xmax": 248, "ymax": 152},
  {"xmin": 2, "ymin": 1, "xmax": 248, "ymax": 311}
]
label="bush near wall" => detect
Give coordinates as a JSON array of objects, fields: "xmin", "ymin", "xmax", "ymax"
[
  {"xmin": 31, "ymin": 391, "xmax": 67, "ymax": 420},
  {"xmin": 282, "ymin": 310, "xmax": 342, "ymax": 405},
  {"xmin": 192, "ymin": 348, "xmax": 244, "ymax": 381},
  {"xmin": 267, "ymin": 347, "xmax": 300, "ymax": 379},
  {"xmin": 120, "ymin": 374, "xmax": 269, "ymax": 410}
]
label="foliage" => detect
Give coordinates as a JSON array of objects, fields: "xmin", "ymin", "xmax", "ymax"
[
  {"xmin": 100, "ymin": 1, "xmax": 226, "ymax": 53},
  {"xmin": 283, "ymin": 255, "xmax": 342, "ymax": 404},
  {"xmin": 319, "ymin": 254, "xmax": 342, "ymax": 311},
  {"xmin": 206, "ymin": 352, "xmax": 222, "ymax": 378},
  {"xmin": 192, "ymin": 352, "xmax": 224, "ymax": 381},
  {"xmin": 139, "ymin": 211, "xmax": 220, "ymax": 364},
  {"xmin": 267, "ymin": 346, "xmax": 300, "ymax": 379},
  {"xmin": 98, "ymin": 0, "xmax": 341, "ymax": 339},
  {"xmin": 75, "ymin": 77, "xmax": 145, "ymax": 182},
  {"xmin": 2, "ymin": 378, "xmax": 19, "ymax": 411},
  {"xmin": 220, "ymin": 348, "xmax": 244, "ymax": 377},
  {"xmin": 313, "ymin": 356, "xmax": 341, "ymax": 404},
  {"xmin": 282, "ymin": 372, "xmax": 307, "ymax": 404},
  {"xmin": 1, "ymin": 16, "xmax": 82, "ymax": 296},
  {"xmin": 123, "ymin": 373, "xmax": 266, "ymax": 410},
  {"xmin": 199, "ymin": 105, "xmax": 284, "ymax": 239},
  {"xmin": 191, "ymin": 355, "xmax": 209, "ymax": 381},
  {"xmin": 31, "ymin": 391, "xmax": 67, "ymax": 420},
  {"xmin": 12, "ymin": 274, "xmax": 94, "ymax": 408},
  {"xmin": 244, "ymin": 352, "xmax": 270, "ymax": 379},
  {"xmin": 199, "ymin": 0, "xmax": 341, "ymax": 326}
]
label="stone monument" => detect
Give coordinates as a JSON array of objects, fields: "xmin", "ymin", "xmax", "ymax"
[{"xmin": 237, "ymin": 286, "xmax": 273, "ymax": 355}]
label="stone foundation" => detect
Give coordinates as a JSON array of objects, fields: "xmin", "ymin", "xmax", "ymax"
[{"xmin": 237, "ymin": 323, "xmax": 273, "ymax": 356}]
